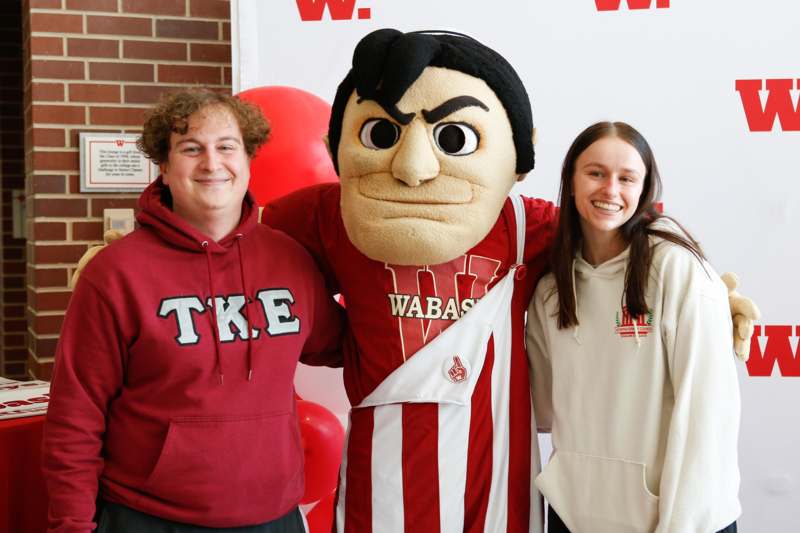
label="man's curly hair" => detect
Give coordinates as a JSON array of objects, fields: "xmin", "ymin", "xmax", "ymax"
[{"xmin": 137, "ymin": 89, "xmax": 270, "ymax": 164}]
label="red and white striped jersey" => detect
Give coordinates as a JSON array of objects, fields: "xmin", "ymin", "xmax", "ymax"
[{"xmin": 265, "ymin": 185, "xmax": 558, "ymax": 532}]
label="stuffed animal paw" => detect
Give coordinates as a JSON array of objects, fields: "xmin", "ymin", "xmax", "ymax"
[
  {"xmin": 70, "ymin": 229, "xmax": 124, "ymax": 288},
  {"xmin": 720, "ymin": 272, "xmax": 761, "ymax": 362}
]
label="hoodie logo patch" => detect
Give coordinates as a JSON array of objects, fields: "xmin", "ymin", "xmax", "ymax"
[{"xmin": 615, "ymin": 306, "xmax": 653, "ymax": 339}]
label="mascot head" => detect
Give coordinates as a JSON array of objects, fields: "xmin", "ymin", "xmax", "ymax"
[{"xmin": 328, "ymin": 29, "xmax": 535, "ymax": 265}]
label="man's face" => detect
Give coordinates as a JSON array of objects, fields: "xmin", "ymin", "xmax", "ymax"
[
  {"xmin": 338, "ymin": 67, "xmax": 520, "ymax": 265},
  {"xmin": 161, "ymin": 105, "xmax": 250, "ymax": 233}
]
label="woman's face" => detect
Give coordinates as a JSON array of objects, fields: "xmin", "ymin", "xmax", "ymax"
[{"xmin": 572, "ymin": 136, "xmax": 646, "ymax": 244}]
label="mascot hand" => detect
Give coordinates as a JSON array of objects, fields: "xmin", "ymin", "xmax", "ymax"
[
  {"xmin": 70, "ymin": 230, "xmax": 124, "ymax": 288},
  {"xmin": 721, "ymin": 272, "xmax": 761, "ymax": 362}
]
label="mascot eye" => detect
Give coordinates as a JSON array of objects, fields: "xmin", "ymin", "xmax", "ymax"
[
  {"xmin": 360, "ymin": 119, "xmax": 400, "ymax": 150},
  {"xmin": 433, "ymin": 123, "xmax": 479, "ymax": 156}
]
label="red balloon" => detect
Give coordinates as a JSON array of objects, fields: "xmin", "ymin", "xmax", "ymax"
[
  {"xmin": 305, "ymin": 490, "xmax": 336, "ymax": 533},
  {"xmin": 296, "ymin": 400, "xmax": 345, "ymax": 504},
  {"xmin": 237, "ymin": 86, "xmax": 338, "ymax": 206}
]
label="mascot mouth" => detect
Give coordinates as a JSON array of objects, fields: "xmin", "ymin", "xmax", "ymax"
[{"xmin": 355, "ymin": 172, "xmax": 474, "ymax": 205}]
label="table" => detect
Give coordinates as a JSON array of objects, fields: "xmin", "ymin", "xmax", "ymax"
[{"xmin": 0, "ymin": 415, "xmax": 48, "ymax": 533}]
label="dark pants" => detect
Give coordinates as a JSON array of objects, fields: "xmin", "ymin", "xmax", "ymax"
[
  {"xmin": 547, "ymin": 504, "xmax": 738, "ymax": 533},
  {"xmin": 96, "ymin": 501, "xmax": 305, "ymax": 533}
]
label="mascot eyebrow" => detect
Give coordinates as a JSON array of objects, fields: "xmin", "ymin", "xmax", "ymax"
[
  {"xmin": 421, "ymin": 95, "xmax": 489, "ymax": 123},
  {"xmin": 356, "ymin": 94, "xmax": 490, "ymax": 126}
]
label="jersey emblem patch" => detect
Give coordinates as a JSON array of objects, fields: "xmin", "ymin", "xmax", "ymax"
[{"xmin": 445, "ymin": 355, "xmax": 469, "ymax": 383}]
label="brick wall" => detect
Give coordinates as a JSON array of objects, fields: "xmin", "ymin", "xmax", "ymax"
[
  {"xmin": 1, "ymin": 1, "xmax": 27, "ymax": 378},
  {"xmin": 23, "ymin": 0, "xmax": 232, "ymax": 379}
]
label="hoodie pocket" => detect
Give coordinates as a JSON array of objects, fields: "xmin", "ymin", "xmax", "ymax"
[
  {"xmin": 536, "ymin": 450, "xmax": 659, "ymax": 533},
  {"xmin": 143, "ymin": 412, "xmax": 303, "ymax": 519}
]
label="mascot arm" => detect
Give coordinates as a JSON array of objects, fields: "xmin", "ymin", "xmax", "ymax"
[
  {"xmin": 263, "ymin": 184, "xmax": 341, "ymax": 294},
  {"xmin": 298, "ymin": 265, "xmax": 346, "ymax": 368},
  {"xmin": 70, "ymin": 230, "xmax": 125, "ymax": 288},
  {"xmin": 721, "ymin": 272, "xmax": 761, "ymax": 361}
]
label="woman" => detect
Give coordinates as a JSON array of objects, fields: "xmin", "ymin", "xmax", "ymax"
[
  {"xmin": 526, "ymin": 122, "xmax": 740, "ymax": 533},
  {"xmin": 42, "ymin": 89, "xmax": 344, "ymax": 532}
]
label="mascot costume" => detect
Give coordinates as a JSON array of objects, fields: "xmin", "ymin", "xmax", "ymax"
[
  {"xmin": 267, "ymin": 29, "xmax": 554, "ymax": 533},
  {"xmin": 73, "ymin": 28, "xmax": 759, "ymax": 533}
]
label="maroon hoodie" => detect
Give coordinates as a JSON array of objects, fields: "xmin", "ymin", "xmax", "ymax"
[{"xmin": 42, "ymin": 178, "xmax": 344, "ymax": 532}]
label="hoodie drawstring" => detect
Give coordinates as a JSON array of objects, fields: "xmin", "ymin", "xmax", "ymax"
[
  {"xmin": 632, "ymin": 315, "xmax": 642, "ymax": 349},
  {"xmin": 571, "ymin": 258, "xmax": 582, "ymax": 345},
  {"xmin": 235, "ymin": 235, "xmax": 255, "ymax": 381},
  {"xmin": 202, "ymin": 241, "xmax": 225, "ymax": 385},
  {"xmin": 623, "ymin": 267, "xmax": 642, "ymax": 350}
]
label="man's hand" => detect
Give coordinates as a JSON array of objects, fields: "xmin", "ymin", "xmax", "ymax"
[
  {"xmin": 70, "ymin": 230, "xmax": 124, "ymax": 288},
  {"xmin": 721, "ymin": 272, "xmax": 761, "ymax": 361}
]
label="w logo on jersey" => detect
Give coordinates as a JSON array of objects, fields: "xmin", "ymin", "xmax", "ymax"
[{"xmin": 385, "ymin": 255, "xmax": 501, "ymax": 359}]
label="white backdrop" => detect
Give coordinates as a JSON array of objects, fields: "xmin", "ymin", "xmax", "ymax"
[{"xmin": 232, "ymin": 1, "xmax": 799, "ymax": 530}]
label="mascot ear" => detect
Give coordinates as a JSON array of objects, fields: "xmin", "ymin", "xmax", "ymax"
[
  {"xmin": 70, "ymin": 229, "xmax": 125, "ymax": 288},
  {"xmin": 517, "ymin": 128, "xmax": 538, "ymax": 182},
  {"xmin": 323, "ymin": 134, "xmax": 332, "ymax": 159}
]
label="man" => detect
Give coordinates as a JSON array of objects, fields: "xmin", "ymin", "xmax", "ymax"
[{"xmin": 43, "ymin": 89, "xmax": 344, "ymax": 532}]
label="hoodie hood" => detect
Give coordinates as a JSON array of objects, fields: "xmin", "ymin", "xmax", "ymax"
[
  {"xmin": 571, "ymin": 244, "xmax": 636, "ymax": 346},
  {"xmin": 136, "ymin": 176, "xmax": 259, "ymax": 253},
  {"xmin": 574, "ymin": 245, "xmax": 630, "ymax": 279},
  {"xmin": 573, "ymin": 218, "xmax": 685, "ymax": 280},
  {"xmin": 135, "ymin": 176, "xmax": 261, "ymax": 384},
  {"xmin": 571, "ymin": 219, "xmax": 687, "ymax": 346}
]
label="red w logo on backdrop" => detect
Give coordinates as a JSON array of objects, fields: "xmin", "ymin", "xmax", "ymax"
[
  {"xmin": 747, "ymin": 325, "xmax": 800, "ymax": 377},
  {"xmin": 736, "ymin": 79, "xmax": 800, "ymax": 131},
  {"xmin": 296, "ymin": 0, "xmax": 371, "ymax": 21},
  {"xmin": 595, "ymin": 0, "xmax": 669, "ymax": 11}
]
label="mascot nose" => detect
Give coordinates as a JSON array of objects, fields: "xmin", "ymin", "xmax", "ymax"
[{"xmin": 391, "ymin": 120, "xmax": 440, "ymax": 187}]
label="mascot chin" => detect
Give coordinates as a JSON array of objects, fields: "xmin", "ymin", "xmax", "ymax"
[{"xmin": 75, "ymin": 28, "xmax": 759, "ymax": 533}]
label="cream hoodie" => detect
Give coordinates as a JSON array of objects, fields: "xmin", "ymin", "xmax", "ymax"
[{"xmin": 526, "ymin": 232, "xmax": 741, "ymax": 533}]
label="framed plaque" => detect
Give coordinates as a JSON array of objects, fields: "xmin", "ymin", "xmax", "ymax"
[{"xmin": 79, "ymin": 132, "xmax": 159, "ymax": 192}]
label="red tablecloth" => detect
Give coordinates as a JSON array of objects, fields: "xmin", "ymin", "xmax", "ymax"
[{"xmin": 0, "ymin": 415, "xmax": 48, "ymax": 533}]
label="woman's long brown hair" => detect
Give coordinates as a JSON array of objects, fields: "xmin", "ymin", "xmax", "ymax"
[{"xmin": 551, "ymin": 122, "xmax": 706, "ymax": 329}]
